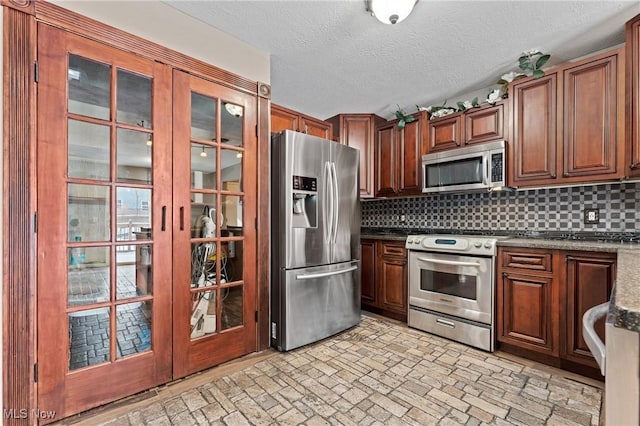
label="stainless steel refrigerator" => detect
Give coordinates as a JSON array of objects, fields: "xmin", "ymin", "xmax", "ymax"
[{"xmin": 271, "ymin": 130, "xmax": 361, "ymax": 351}]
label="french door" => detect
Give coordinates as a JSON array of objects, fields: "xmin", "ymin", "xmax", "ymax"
[
  {"xmin": 172, "ymin": 71, "xmax": 256, "ymax": 378},
  {"xmin": 36, "ymin": 24, "xmax": 257, "ymax": 421}
]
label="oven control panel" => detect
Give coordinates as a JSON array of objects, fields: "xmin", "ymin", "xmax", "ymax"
[{"xmin": 406, "ymin": 235, "xmax": 503, "ymax": 256}]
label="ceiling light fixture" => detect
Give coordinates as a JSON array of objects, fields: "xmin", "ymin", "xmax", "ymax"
[
  {"xmin": 368, "ymin": 0, "xmax": 417, "ymax": 25},
  {"xmin": 224, "ymin": 103, "xmax": 243, "ymax": 117},
  {"xmin": 200, "ymin": 146, "xmax": 207, "ymax": 158}
]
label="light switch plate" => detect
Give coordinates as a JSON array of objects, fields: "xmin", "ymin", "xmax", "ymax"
[{"xmin": 584, "ymin": 208, "xmax": 600, "ymax": 224}]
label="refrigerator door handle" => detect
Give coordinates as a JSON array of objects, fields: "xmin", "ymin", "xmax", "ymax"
[
  {"xmin": 296, "ymin": 265, "xmax": 358, "ymax": 280},
  {"xmin": 323, "ymin": 161, "xmax": 332, "ymax": 243},
  {"xmin": 330, "ymin": 162, "xmax": 339, "ymax": 243}
]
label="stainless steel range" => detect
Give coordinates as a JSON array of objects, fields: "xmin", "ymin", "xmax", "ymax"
[{"xmin": 406, "ymin": 234, "xmax": 503, "ymax": 352}]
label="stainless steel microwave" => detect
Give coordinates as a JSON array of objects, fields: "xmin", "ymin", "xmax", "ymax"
[{"xmin": 421, "ymin": 140, "xmax": 506, "ymax": 194}]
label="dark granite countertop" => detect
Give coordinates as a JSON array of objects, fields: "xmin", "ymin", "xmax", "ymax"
[{"xmin": 360, "ymin": 228, "xmax": 640, "ymax": 333}]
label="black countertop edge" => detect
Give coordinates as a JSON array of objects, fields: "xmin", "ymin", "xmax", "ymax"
[
  {"xmin": 612, "ymin": 307, "xmax": 640, "ymax": 333},
  {"xmin": 361, "ymin": 228, "xmax": 640, "ymax": 243}
]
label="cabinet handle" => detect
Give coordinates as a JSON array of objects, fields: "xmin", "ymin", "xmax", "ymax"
[
  {"xmin": 551, "ymin": 173, "xmax": 557, "ymax": 179},
  {"xmin": 562, "ymin": 172, "xmax": 569, "ymax": 178},
  {"xmin": 502, "ymin": 272, "xmax": 508, "ymax": 277},
  {"xmin": 161, "ymin": 206, "xmax": 166, "ymax": 231},
  {"xmin": 179, "ymin": 206, "xmax": 184, "ymax": 231}
]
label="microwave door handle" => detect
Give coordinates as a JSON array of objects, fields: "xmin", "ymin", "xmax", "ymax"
[
  {"xmin": 484, "ymin": 154, "xmax": 490, "ymax": 185},
  {"xmin": 417, "ymin": 256, "xmax": 481, "ymax": 268}
]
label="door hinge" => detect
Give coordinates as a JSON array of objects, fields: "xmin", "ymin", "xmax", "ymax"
[
  {"xmin": 255, "ymin": 311, "xmax": 258, "ymax": 323},
  {"xmin": 33, "ymin": 212, "xmax": 37, "ymax": 233},
  {"xmin": 34, "ymin": 61, "xmax": 39, "ymax": 83},
  {"xmin": 33, "ymin": 363, "xmax": 38, "ymax": 383}
]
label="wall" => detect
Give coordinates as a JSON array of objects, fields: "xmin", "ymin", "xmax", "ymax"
[
  {"xmin": 362, "ymin": 182, "xmax": 640, "ymax": 234},
  {"xmin": 51, "ymin": 1, "xmax": 270, "ymax": 84}
]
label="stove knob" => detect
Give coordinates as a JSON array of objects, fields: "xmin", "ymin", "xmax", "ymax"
[
  {"xmin": 474, "ymin": 242, "xmax": 482, "ymax": 248},
  {"xmin": 407, "ymin": 238, "xmax": 413, "ymax": 244},
  {"xmin": 484, "ymin": 242, "xmax": 493, "ymax": 249},
  {"xmin": 414, "ymin": 238, "xmax": 422, "ymax": 245}
]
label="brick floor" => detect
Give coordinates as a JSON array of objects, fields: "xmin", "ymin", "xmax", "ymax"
[{"xmin": 59, "ymin": 315, "xmax": 603, "ymax": 425}]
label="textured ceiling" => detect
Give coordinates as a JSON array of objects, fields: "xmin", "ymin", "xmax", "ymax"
[{"xmin": 165, "ymin": 1, "xmax": 640, "ymax": 120}]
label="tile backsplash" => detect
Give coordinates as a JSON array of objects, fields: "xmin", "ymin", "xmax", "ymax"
[{"xmin": 362, "ymin": 182, "xmax": 640, "ymax": 232}]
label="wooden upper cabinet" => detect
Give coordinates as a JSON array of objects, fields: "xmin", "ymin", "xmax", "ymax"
[
  {"xmin": 562, "ymin": 52, "xmax": 623, "ymax": 180},
  {"xmin": 428, "ymin": 112, "xmax": 463, "ymax": 152},
  {"xmin": 510, "ymin": 73, "xmax": 558, "ymax": 186},
  {"xmin": 270, "ymin": 103, "xmax": 332, "ymax": 139},
  {"xmin": 510, "ymin": 47, "xmax": 625, "ymax": 188},
  {"xmin": 301, "ymin": 116, "xmax": 332, "ymax": 139},
  {"xmin": 375, "ymin": 122, "xmax": 397, "ymax": 197},
  {"xmin": 626, "ymin": 14, "xmax": 640, "ymax": 177},
  {"xmin": 271, "ymin": 104, "xmax": 299, "ymax": 134},
  {"xmin": 327, "ymin": 114, "xmax": 385, "ymax": 198},
  {"xmin": 465, "ymin": 102, "xmax": 505, "ymax": 145},
  {"xmin": 374, "ymin": 111, "xmax": 427, "ymax": 197},
  {"xmin": 398, "ymin": 114, "xmax": 426, "ymax": 196}
]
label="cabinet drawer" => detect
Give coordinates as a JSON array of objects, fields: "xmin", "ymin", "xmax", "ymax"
[
  {"xmin": 381, "ymin": 243, "xmax": 406, "ymax": 257},
  {"xmin": 502, "ymin": 250, "xmax": 552, "ymax": 272}
]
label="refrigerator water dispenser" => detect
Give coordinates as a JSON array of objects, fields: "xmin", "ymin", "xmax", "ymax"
[{"xmin": 292, "ymin": 192, "xmax": 317, "ymax": 228}]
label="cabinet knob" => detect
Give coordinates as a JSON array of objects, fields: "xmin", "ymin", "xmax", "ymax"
[
  {"xmin": 562, "ymin": 172, "xmax": 569, "ymax": 178},
  {"xmin": 502, "ymin": 272, "xmax": 508, "ymax": 278},
  {"xmin": 630, "ymin": 162, "xmax": 637, "ymax": 170},
  {"xmin": 550, "ymin": 173, "xmax": 557, "ymax": 179}
]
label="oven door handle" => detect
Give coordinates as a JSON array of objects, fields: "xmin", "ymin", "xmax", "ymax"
[{"xmin": 417, "ymin": 256, "xmax": 481, "ymax": 268}]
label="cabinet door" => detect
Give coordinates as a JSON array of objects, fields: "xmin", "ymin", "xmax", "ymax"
[
  {"xmin": 564, "ymin": 254, "xmax": 616, "ymax": 368},
  {"xmin": 378, "ymin": 242, "xmax": 408, "ymax": 320},
  {"xmin": 510, "ymin": 74, "xmax": 558, "ymax": 185},
  {"xmin": 340, "ymin": 115, "xmax": 379, "ymax": 198},
  {"xmin": 361, "ymin": 240, "xmax": 377, "ymax": 306},
  {"xmin": 375, "ymin": 123, "xmax": 397, "ymax": 197},
  {"xmin": 465, "ymin": 103, "xmax": 504, "ymax": 145},
  {"xmin": 498, "ymin": 272, "xmax": 557, "ymax": 355},
  {"xmin": 428, "ymin": 114, "xmax": 463, "ymax": 152},
  {"xmin": 271, "ymin": 104, "xmax": 299, "ymax": 133},
  {"xmin": 562, "ymin": 52, "xmax": 623, "ymax": 180},
  {"xmin": 398, "ymin": 115, "xmax": 425, "ymax": 196},
  {"xmin": 301, "ymin": 116, "xmax": 332, "ymax": 139},
  {"xmin": 627, "ymin": 16, "xmax": 640, "ymax": 177}
]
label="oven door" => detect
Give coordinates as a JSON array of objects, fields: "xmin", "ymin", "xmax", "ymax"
[{"xmin": 408, "ymin": 251, "xmax": 493, "ymax": 324}]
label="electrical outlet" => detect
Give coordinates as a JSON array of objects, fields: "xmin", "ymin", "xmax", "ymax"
[{"xmin": 584, "ymin": 208, "xmax": 600, "ymax": 224}]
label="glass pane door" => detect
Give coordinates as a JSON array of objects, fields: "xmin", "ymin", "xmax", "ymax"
[
  {"xmin": 173, "ymin": 70, "xmax": 257, "ymax": 378},
  {"xmin": 37, "ymin": 25, "xmax": 173, "ymax": 419}
]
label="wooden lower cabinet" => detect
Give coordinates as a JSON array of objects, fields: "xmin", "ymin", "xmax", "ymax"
[
  {"xmin": 361, "ymin": 239, "xmax": 377, "ymax": 304},
  {"xmin": 497, "ymin": 246, "xmax": 616, "ymax": 378},
  {"xmin": 500, "ymin": 272, "xmax": 557, "ymax": 355},
  {"xmin": 563, "ymin": 254, "xmax": 616, "ymax": 368},
  {"xmin": 361, "ymin": 239, "xmax": 408, "ymax": 322}
]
